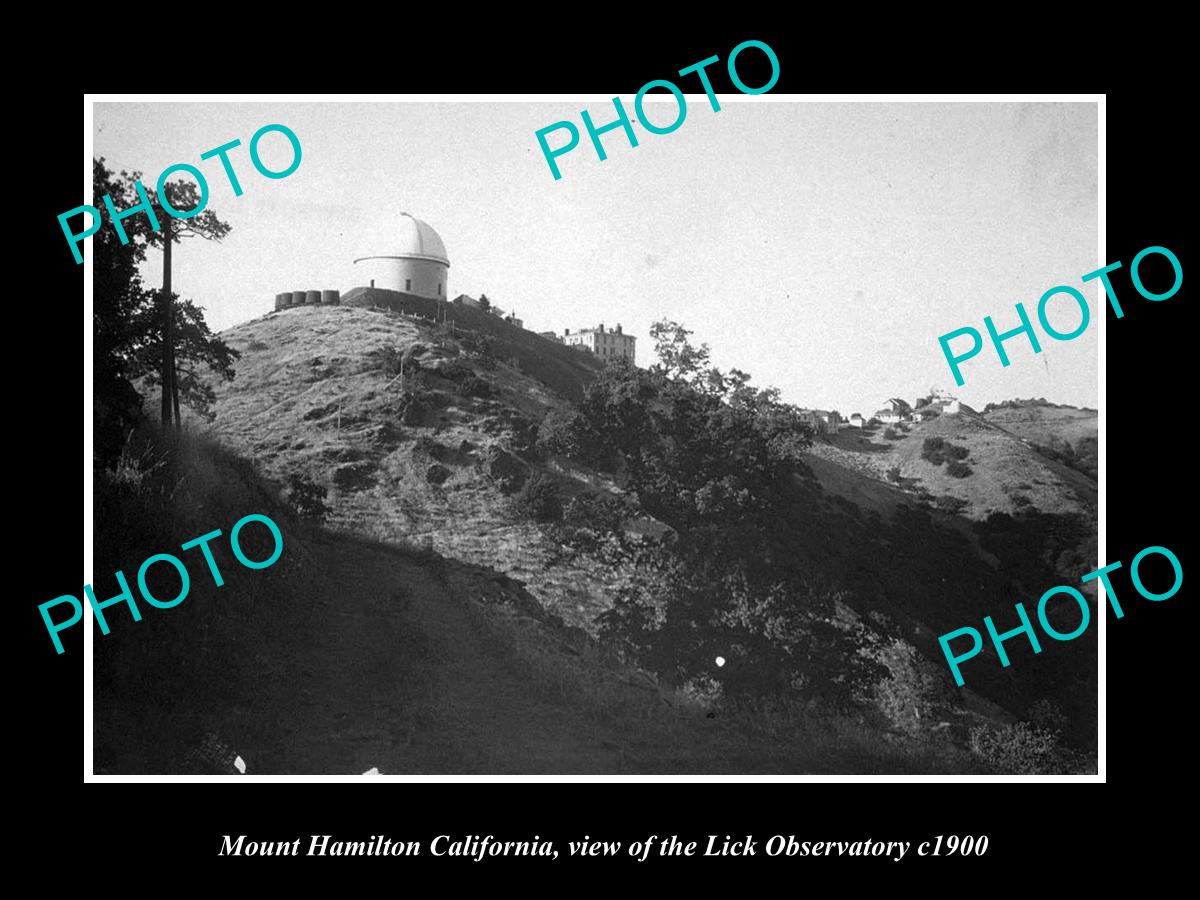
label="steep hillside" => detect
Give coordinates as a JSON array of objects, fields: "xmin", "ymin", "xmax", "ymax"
[
  {"xmin": 96, "ymin": 428, "xmax": 976, "ymax": 774},
  {"xmin": 206, "ymin": 304, "xmax": 629, "ymax": 630}
]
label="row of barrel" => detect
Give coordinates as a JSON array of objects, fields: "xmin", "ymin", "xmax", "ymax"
[{"xmin": 275, "ymin": 289, "xmax": 340, "ymax": 310}]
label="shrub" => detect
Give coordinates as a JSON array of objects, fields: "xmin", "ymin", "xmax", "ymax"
[
  {"xmin": 922, "ymin": 437, "xmax": 970, "ymax": 467},
  {"xmin": 458, "ymin": 375, "xmax": 493, "ymax": 398},
  {"xmin": 1028, "ymin": 699, "xmax": 1070, "ymax": 735},
  {"xmin": 536, "ymin": 408, "xmax": 596, "ymax": 462},
  {"xmin": 968, "ymin": 721, "xmax": 1080, "ymax": 774},
  {"xmin": 247, "ymin": 339, "xmax": 269, "ymax": 352},
  {"xmin": 373, "ymin": 344, "xmax": 404, "ymax": 377},
  {"xmin": 945, "ymin": 460, "xmax": 973, "ymax": 478},
  {"xmin": 883, "ymin": 427, "xmax": 898, "ymax": 440},
  {"xmin": 871, "ymin": 637, "xmax": 953, "ymax": 735},
  {"xmin": 286, "ymin": 474, "xmax": 330, "ymax": 523},
  {"xmin": 458, "ymin": 331, "xmax": 495, "ymax": 360},
  {"xmin": 563, "ymin": 493, "xmax": 626, "ymax": 534},
  {"xmin": 515, "ymin": 471, "xmax": 563, "ymax": 521},
  {"xmin": 886, "ymin": 466, "xmax": 902, "ymax": 483},
  {"xmin": 934, "ymin": 494, "xmax": 968, "ymax": 514}
]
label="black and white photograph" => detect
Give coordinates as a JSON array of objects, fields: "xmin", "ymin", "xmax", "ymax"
[{"xmin": 81, "ymin": 98, "xmax": 1101, "ymax": 777}]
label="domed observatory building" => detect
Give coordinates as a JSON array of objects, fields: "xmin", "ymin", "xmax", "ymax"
[{"xmin": 352, "ymin": 212, "xmax": 449, "ymax": 300}]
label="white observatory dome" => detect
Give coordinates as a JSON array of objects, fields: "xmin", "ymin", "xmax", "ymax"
[
  {"xmin": 391, "ymin": 212, "xmax": 449, "ymax": 265},
  {"xmin": 353, "ymin": 212, "xmax": 450, "ymax": 300}
]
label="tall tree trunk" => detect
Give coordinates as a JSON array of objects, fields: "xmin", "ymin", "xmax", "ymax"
[
  {"xmin": 172, "ymin": 348, "xmax": 181, "ymax": 428},
  {"xmin": 161, "ymin": 220, "xmax": 174, "ymax": 428}
]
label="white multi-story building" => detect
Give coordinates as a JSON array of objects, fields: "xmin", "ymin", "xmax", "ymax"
[{"xmin": 563, "ymin": 323, "xmax": 636, "ymax": 364}]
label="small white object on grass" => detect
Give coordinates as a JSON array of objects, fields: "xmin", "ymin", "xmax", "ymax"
[
  {"xmin": 233, "ymin": 756, "xmax": 247, "ymax": 774},
  {"xmin": 715, "ymin": 656, "xmax": 726, "ymax": 667}
]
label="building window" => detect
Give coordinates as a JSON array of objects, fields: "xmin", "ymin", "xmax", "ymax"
[{"xmin": 406, "ymin": 279, "xmax": 412, "ymax": 292}]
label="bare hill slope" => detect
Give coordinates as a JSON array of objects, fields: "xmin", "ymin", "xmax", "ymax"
[{"xmin": 207, "ymin": 304, "xmax": 629, "ymax": 629}]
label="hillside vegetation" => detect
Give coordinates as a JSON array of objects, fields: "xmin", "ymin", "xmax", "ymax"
[
  {"xmin": 981, "ymin": 400, "xmax": 1098, "ymax": 480},
  {"xmin": 96, "ymin": 427, "xmax": 983, "ymax": 774},
  {"xmin": 167, "ymin": 306, "xmax": 1098, "ymax": 770}
]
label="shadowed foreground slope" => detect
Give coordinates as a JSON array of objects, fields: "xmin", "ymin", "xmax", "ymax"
[{"xmin": 94, "ymin": 430, "xmax": 970, "ymax": 774}]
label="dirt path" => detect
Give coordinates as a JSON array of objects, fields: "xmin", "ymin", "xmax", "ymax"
[{"xmin": 230, "ymin": 537, "xmax": 627, "ymax": 774}]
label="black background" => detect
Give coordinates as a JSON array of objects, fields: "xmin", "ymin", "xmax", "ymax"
[{"xmin": 18, "ymin": 23, "xmax": 1189, "ymax": 886}]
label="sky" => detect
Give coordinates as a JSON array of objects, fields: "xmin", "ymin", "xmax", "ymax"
[{"xmin": 93, "ymin": 100, "xmax": 1098, "ymax": 415}]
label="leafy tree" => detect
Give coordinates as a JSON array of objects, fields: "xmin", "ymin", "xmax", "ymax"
[
  {"xmin": 128, "ymin": 296, "xmax": 238, "ymax": 421},
  {"xmin": 92, "ymin": 160, "xmax": 153, "ymax": 466},
  {"xmin": 649, "ymin": 320, "xmax": 711, "ymax": 381},
  {"xmin": 547, "ymin": 333, "xmax": 883, "ymax": 706},
  {"xmin": 89, "ymin": 159, "xmax": 238, "ymax": 450}
]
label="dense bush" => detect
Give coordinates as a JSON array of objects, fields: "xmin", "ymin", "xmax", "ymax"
[
  {"xmin": 883, "ymin": 427, "xmax": 899, "ymax": 440},
  {"xmin": 870, "ymin": 636, "xmax": 955, "ymax": 734},
  {"xmin": 563, "ymin": 493, "xmax": 627, "ymax": 533},
  {"xmin": 286, "ymin": 474, "xmax": 330, "ymax": 523},
  {"xmin": 458, "ymin": 330, "xmax": 496, "ymax": 360},
  {"xmin": 886, "ymin": 466, "xmax": 902, "ymax": 483},
  {"xmin": 945, "ymin": 460, "xmax": 973, "ymax": 478},
  {"xmin": 458, "ymin": 375, "xmax": 493, "ymax": 398},
  {"xmin": 373, "ymin": 344, "xmax": 404, "ymax": 377},
  {"xmin": 968, "ymin": 720, "xmax": 1082, "ymax": 774},
  {"xmin": 536, "ymin": 408, "xmax": 602, "ymax": 465},
  {"xmin": 922, "ymin": 436, "xmax": 970, "ymax": 466},
  {"xmin": 515, "ymin": 471, "xmax": 563, "ymax": 521}
]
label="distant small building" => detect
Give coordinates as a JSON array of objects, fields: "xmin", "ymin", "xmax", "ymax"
[
  {"xmin": 453, "ymin": 294, "xmax": 480, "ymax": 309},
  {"xmin": 563, "ymin": 323, "xmax": 636, "ymax": 364},
  {"xmin": 876, "ymin": 409, "xmax": 904, "ymax": 425},
  {"xmin": 813, "ymin": 410, "xmax": 842, "ymax": 434},
  {"xmin": 881, "ymin": 398, "xmax": 912, "ymax": 415},
  {"xmin": 539, "ymin": 331, "xmax": 563, "ymax": 343},
  {"xmin": 911, "ymin": 408, "xmax": 939, "ymax": 423},
  {"xmin": 847, "ymin": 413, "xmax": 865, "ymax": 428},
  {"xmin": 796, "ymin": 409, "xmax": 840, "ymax": 434}
]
